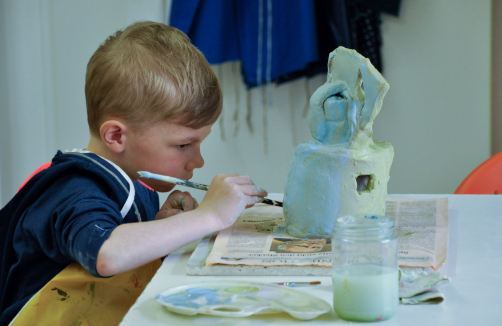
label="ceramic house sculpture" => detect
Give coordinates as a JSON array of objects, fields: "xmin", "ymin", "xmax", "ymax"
[{"xmin": 283, "ymin": 47, "xmax": 394, "ymax": 238}]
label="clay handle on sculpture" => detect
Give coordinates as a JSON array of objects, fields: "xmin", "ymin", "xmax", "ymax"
[{"xmin": 358, "ymin": 59, "xmax": 389, "ymax": 133}]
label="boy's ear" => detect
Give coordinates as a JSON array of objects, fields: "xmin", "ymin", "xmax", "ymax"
[{"xmin": 100, "ymin": 120, "xmax": 128, "ymax": 154}]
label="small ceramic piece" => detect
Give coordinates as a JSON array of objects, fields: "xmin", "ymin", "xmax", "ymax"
[
  {"xmin": 156, "ymin": 280, "xmax": 331, "ymax": 320},
  {"xmin": 283, "ymin": 47, "xmax": 394, "ymax": 238}
]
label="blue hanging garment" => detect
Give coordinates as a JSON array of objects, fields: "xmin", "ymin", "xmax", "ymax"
[
  {"xmin": 170, "ymin": 0, "xmax": 319, "ymax": 88},
  {"xmin": 170, "ymin": 0, "xmax": 241, "ymax": 64},
  {"xmin": 275, "ymin": 0, "xmax": 353, "ymax": 84}
]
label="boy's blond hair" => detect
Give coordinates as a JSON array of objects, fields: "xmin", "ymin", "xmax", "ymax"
[{"xmin": 85, "ymin": 21, "xmax": 222, "ymax": 136}]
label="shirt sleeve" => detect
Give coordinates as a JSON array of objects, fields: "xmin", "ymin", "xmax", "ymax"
[
  {"xmin": 57, "ymin": 193, "xmax": 123, "ymax": 277},
  {"xmin": 23, "ymin": 173, "xmax": 125, "ymax": 277}
]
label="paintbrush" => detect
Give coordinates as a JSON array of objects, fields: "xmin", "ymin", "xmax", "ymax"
[
  {"xmin": 137, "ymin": 171, "xmax": 283, "ymax": 207},
  {"xmin": 273, "ymin": 281, "xmax": 321, "ymax": 287}
]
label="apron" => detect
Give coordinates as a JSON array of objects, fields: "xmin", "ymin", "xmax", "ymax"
[
  {"xmin": 11, "ymin": 259, "xmax": 161, "ymax": 326},
  {"xmin": 9, "ymin": 155, "xmax": 161, "ymax": 325}
]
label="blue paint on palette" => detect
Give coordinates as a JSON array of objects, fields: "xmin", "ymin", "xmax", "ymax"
[
  {"xmin": 171, "ymin": 301, "xmax": 202, "ymax": 309},
  {"xmin": 163, "ymin": 292, "xmax": 204, "ymax": 309},
  {"xmin": 202, "ymin": 293, "xmax": 220, "ymax": 304},
  {"xmin": 165, "ymin": 288, "xmax": 222, "ymax": 306},
  {"xmin": 164, "ymin": 293, "xmax": 194, "ymax": 303},
  {"xmin": 186, "ymin": 287, "xmax": 217, "ymax": 294}
]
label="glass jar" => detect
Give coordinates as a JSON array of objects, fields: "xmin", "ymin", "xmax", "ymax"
[{"xmin": 331, "ymin": 214, "xmax": 399, "ymax": 322}]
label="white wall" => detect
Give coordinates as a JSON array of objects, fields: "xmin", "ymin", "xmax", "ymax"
[
  {"xmin": 0, "ymin": 1, "xmax": 57, "ymax": 203},
  {"xmin": 376, "ymin": 0, "xmax": 491, "ymax": 194},
  {"xmin": 0, "ymin": 0, "xmax": 492, "ymax": 207}
]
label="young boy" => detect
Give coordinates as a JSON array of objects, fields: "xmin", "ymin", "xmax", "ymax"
[{"xmin": 0, "ymin": 21, "xmax": 267, "ymax": 325}]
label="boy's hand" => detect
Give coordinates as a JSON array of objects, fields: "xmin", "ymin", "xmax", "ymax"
[
  {"xmin": 196, "ymin": 174, "xmax": 268, "ymax": 230},
  {"xmin": 155, "ymin": 190, "xmax": 198, "ymax": 220}
]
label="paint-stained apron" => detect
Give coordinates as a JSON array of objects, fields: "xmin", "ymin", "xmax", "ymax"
[{"xmin": 10, "ymin": 259, "xmax": 161, "ymax": 326}]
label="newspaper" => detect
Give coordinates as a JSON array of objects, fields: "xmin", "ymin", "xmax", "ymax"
[
  {"xmin": 386, "ymin": 197, "xmax": 449, "ymax": 268},
  {"xmin": 205, "ymin": 197, "xmax": 449, "ymax": 269}
]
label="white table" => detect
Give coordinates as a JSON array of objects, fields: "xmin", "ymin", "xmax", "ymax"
[{"xmin": 120, "ymin": 195, "xmax": 502, "ymax": 325}]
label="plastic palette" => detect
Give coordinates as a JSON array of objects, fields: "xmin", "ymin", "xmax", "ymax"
[{"xmin": 156, "ymin": 280, "xmax": 331, "ymax": 320}]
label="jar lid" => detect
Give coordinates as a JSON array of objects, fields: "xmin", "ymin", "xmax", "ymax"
[{"xmin": 334, "ymin": 214, "xmax": 395, "ymax": 233}]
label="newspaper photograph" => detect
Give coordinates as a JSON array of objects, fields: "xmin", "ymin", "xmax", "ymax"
[{"xmin": 205, "ymin": 197, "xmax": 449, "ymax": 269}]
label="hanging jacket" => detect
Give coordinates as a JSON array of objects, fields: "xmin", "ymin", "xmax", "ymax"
[{"xmin": 170, "ymin": 0, "xmax": 319, "ymax": 88}]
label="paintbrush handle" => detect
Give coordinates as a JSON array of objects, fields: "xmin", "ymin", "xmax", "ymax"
[
  {"xmin": 262, "ymin": 198, "xmax": 283, "ymax": 207},
  {"xmin": 180, "ymin": 180, "xmax": 209, "ymax": 191},
  {"xmin": 138, "ymin": 171, "xmax": 283, "ymax": 207},
  {"xmin": 273, "ymin": 282, "xmax": 320, "ymax": 287},
  {"xmin": 138, "ymin": 171, "xmax": 208, "ymax": 190}
]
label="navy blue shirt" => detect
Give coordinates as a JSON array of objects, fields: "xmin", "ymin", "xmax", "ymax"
[{"xmin": 0, "ymin": 151, "xmax": 159, "ymax": 325}]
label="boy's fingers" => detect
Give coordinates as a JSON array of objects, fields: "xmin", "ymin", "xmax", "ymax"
[
  {"xmin": 166, "ymin": 190, "xmax": 182, "ymax": 209},
  {"xmin": 239, "ymin": 184, "xmax": 268, "ymax": 197},
  {"xmin": 221, "ymin": 175, "xmax": 254, "ymax": 185},
  {"xmin": 189, "ymin": 194, "xmax": 199, "ymax": 210},
  {"xmin": 180, "ymin": 191, "xmax": 198, "ymax": 211},
  {"xmin": 166, "ymin": 190, "xmax": 197, "ymax": 211},
  {"xmin": 215, "ymin": 175, "xmax": 266, "ymax": 192},
  {"xmin": 214, "ymin": 173, "xmax": 239, "ymax": 182},
  {"xmin": 239, "ymin": 190, "xmax": 265, "ymax": 208}
]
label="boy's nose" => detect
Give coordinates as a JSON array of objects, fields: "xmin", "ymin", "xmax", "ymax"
[{"xmin": 187, "ymin": 150, "xmax": 204, "ymax": 170}]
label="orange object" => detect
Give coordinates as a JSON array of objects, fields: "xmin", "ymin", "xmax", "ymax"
[
  {"xmin": 454, "ymin": 151, "xmax": 502, "ymax": 194},
  {"xmin": 17, "ymin": 162, "xmax": 52, "ymax": 192}
]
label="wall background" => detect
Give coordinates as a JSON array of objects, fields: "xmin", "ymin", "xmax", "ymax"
[{"xmin": 0, "ymin": 0, "xmax": 493, "ymax": 206}]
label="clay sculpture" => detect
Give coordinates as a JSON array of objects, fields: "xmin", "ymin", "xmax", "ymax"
[{"xmin": 283, "ymin": 47, "xmax": 393, "ymax": 238}]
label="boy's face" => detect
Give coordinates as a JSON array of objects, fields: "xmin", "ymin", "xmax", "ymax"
[{"xmin": 125, "ymin": 121, "xmax": 213, "ymax": 192}]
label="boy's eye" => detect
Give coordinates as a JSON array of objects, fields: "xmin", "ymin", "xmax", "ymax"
[{"xmin": 178, "ymin": 144, "xmax": 189, "ymax": 149}]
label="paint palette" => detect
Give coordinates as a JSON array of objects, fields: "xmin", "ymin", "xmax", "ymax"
[{"xmin": 156, "ymin": 280, "xmax": 331, "ymax": 320}]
